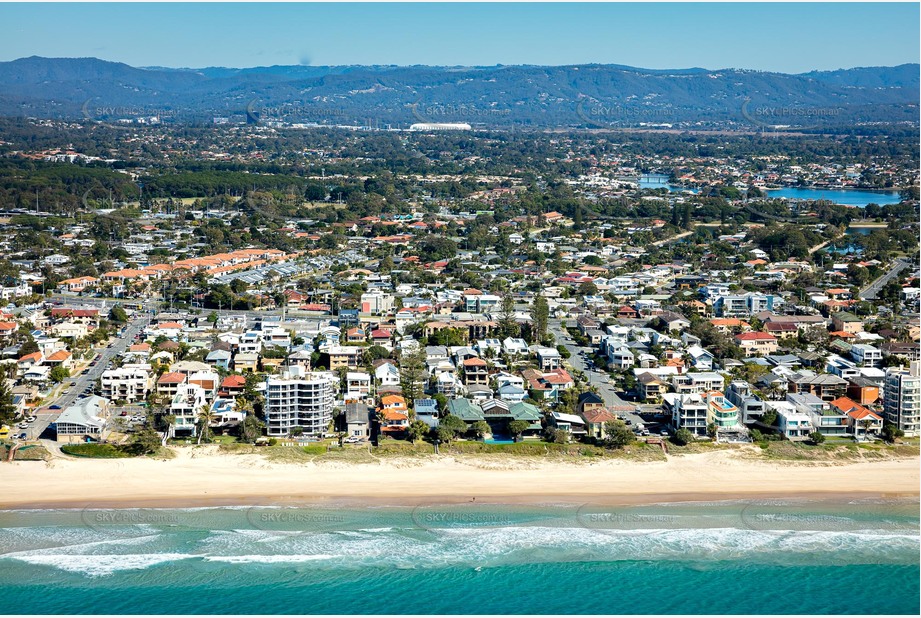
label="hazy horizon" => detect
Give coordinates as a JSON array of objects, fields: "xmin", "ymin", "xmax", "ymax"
[{"xmin": 1, "ymin": 3, "xmax": 918, "ymax": 73}]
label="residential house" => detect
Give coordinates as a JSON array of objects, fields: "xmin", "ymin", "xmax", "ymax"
[
  {"xmin": 535, "ymin": 347, "xmax": 562, "ymax": 372},
  {"xmin": 735, "ymin": 332, "xmax": 778, "ymax": 356},
  {"xmin": 768, "ymin": 401, "xmax": 814, "ymax": 440},
  {"xmin": 788, "ymin": 392, "xmax": 847, "ymax": 436},
  {"xmin": 830, "ymin": 396, "xmax": 883, "ymax": 436},
  {"xmin": 344, "ymin": 402, "xmax": 372, "ymax": 439},
  {"xmin": 156, "ymin": 371, "xmax": 188, "ymax": 398},
  {"xmin": 326, "ymin": 346, "xmax": 363, "ymax": 370}
]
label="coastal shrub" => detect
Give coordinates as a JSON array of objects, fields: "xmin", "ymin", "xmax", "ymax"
[
  {"xmin": 267, "ymin": 438, "xmax": 278, "ymax": 446},
  {"xmin": 808, "ymin": 431, "xmax": 826, "ymax": 445},
  {"xmin": 672, "ymin": 428, "xmax": 695, "ymax": 446},
  {"xmin": 61, "ymin": 443, "xmax": 136, "ymax": 458}
]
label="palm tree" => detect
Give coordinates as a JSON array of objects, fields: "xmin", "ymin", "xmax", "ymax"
[
  {"xmin": 196, "ymin": 404, "xmax": 217, "ymax": 445},
  {"xmin": 860, "ymin": 418, "xmax": 873, "ymax": 439}
]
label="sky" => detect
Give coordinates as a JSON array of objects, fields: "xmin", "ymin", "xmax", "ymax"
[{"xmin": 0, "ymin": 2, "xmax": 918, "ymax": 73}]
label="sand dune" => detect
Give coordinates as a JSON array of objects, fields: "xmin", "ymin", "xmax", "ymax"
[{"xmin": 0, "ymin": 446, "xmax": 917, "ymax": 509}]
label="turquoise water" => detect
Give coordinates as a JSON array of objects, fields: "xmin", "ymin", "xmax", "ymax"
[
  {"xmin": 638, "ymin": 175, "xmax": 698, "ymax": 193},
  {"xmin": 0, "ymin": 499, "xmax": 918, "ymax": 614},
  {"xmin": 637, "ymin": 174, "xmax": 901, "ymax": 206},
  {"xmin": 764, "ymin": 187, "xmax": 900, "ymax": 206}
]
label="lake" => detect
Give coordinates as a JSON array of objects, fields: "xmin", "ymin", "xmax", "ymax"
[
  {"xmin": 764, "ymin": 187, "xmax": 901, "ymax": 207},
  {"xmin": 637, "ymin": 175, "xmax": 901, "ymax": 206}
]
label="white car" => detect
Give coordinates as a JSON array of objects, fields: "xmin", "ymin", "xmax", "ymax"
[{"xmin": 343, "ymin": 436, "xmax": 362, "ymax": 444}]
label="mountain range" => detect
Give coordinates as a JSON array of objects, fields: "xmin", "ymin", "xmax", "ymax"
[{"xmin": 0, "ymin": 56, "xmax": 917, "ymax": 129}]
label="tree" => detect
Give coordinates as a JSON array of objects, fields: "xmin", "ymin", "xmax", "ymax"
[
  {"xmin": 808, "ymin": 431, "xmax": 826, "ymax": 445},
  {"xmin": 603, "ymin": 420, "xmax": 635, "ymax": 448},
  {"xmin": 578, "ymin": 281, "xmax": 598, "ymax": 297},
  {"xmin": 672, "ymin": 428, "xmax": 694, "ymax": 446},
  {"xmin": 49, "ymin": 366, "xmax": 70, "ymax": 384},
  {"xmin": 759, "ymin": 408, "xmax": 778, "ymax": 428},
  {"xmin": 18, "ymin": 338, "xmax": 39, "ymax": 357},
  {"xmin": 0, "ymin": 376, "xmax": 16, "ymax": 426},
  {"xmin": 398, "ymin": 347, "xmax": 426, "ymax": 407},
  {"xmin": 109, "ymin": 305, "xmax": 128, "ymax": 324},
  {"xmin": 508, "ymin": 419, "xmax": 530, "ymax": 442},
  {"xmin": 290, "ymin": 425, "xmax": 304, "ymax": 437},
  {"xmin": 132, "ymin": 427, "xmax": 163, "ymax": 454},
  {"xmin": 707, "ymin": 422, "xmax": 718, "ymax": 439},
  {"xmin": 196, "ymin": 404, "xmax": 216, "ymax": 444},
  {"xmin": 471, "ymin": 420, "xmax": 491, "ymax": 439},
  {"xmin": 407, "ymin": 419, "xmax": 429, "ymax": 443},
  {"xmin": 530, "ymin": 293, "xmax": 550, "ymax": 344},
  {"xmin": 439, "ymin": 414, "xmax": 467, "ymax": 441},
  {"xmin": 206, "ymin": 311, "xmax": 219, "ymax": 325},
  {"xmin": 435, "ymin": 424, "xmax": 456, "ymax": 444},
  {"xmin": 241, "ymin": 413, "xmax": 264, "ymax": 443},
  {"xmin": 497, "ymin": 292, "xmax": 520, "ymax": 339},
  {"xmin": 365, "ymin": 345, "xmax": 390, "ymax": 361},
  {"xmin": 881, "ymin": 423, "xmax": 904, "ymax": 444}
]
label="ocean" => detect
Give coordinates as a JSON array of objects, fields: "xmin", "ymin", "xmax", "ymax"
[{"xmin": 0, "ymin": 498, "xmax": 918, "ymax": 615}]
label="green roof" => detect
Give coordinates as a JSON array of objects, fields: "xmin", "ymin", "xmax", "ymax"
[
  {"xmin": 835, "ymin": 312, "xmax": 861, "ymax": 323},
  {"xmin": 447, "ymin": 398, "xmax": 485, "ymax": 422},
  {"xmin": 509, "ymin": 402, "xmax": 542, "ymax": 422}
]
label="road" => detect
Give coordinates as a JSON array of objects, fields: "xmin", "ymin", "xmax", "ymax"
[
  {"xmin": 45, "ymin": 294, "xmax": 324, "ymax": 323},
  {"xmin": 548, "ymin": 320, "xmax": 646, "ymax": 427},
  {"xmin": 24, "ymin": 312, "xmax": 150, "ymax": 441},
  {"xmin": 651, "ymin": 230, "xmax": 693, "ymax": 247},
  {"xmin": 859, "ymin": 258, "xmax": 913, "ymax": 300}
]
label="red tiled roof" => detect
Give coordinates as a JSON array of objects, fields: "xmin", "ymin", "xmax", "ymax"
[
  {"xmin": 221, "ymin": 375, "xmax": 247, "ymax": 388},
  {"xmin": 735, "ymin": 332, "xmax": 776, "ymax": 341},
  {"xmin": 157, "ymin": 372, "xmax": 187, "ymax": 384}
]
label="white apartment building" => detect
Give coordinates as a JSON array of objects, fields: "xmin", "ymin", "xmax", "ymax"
[
  {"xmin": 100, "ymin": 364, "xmax": 152, "ymax": 403},
  {"xmin": 672, "ymin": 372, "xmax": 725, "ymax": 395},
  {"xmin": 345, "ymin": 371, "xmax": 372, "ymax": 400},
  {"xmin": 264, "ymin": 369, "xmax": 336, "ymax": 437},
  {"xmin": 170, "ymin": 382, "xmax": 208, "ymax": 437},
  {"xmin": 360, "ymin": 291, "xmax": 395, "ymax": 315},
  {"xmin": 767, "ymin": 401, "xmax": 814, "ymax": 441},
  {"xmin": 884, "ymin": 362, "xmax": 921, "ymax": 437},
  {"xmin": 849, "ymin": 344, "xmax": 883, "ymax": 368}
]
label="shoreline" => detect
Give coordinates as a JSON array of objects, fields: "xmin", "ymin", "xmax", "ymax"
[
  {"xmin": 0, "ymin": 447, "xmax": 917, "ymax": 511},
  {"xmin": 3, "ymin": 489, "xmax": 918, "ymax": 512}
]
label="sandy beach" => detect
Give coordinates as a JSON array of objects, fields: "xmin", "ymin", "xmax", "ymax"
[{"xmin": 0, "ymin": 447, "xmax": 917, "ymax": 509}]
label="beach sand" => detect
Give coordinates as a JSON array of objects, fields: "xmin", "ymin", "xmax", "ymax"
[{"xmin": 0, "ymin": 447, "xmax": 917, "ymax": 509}]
